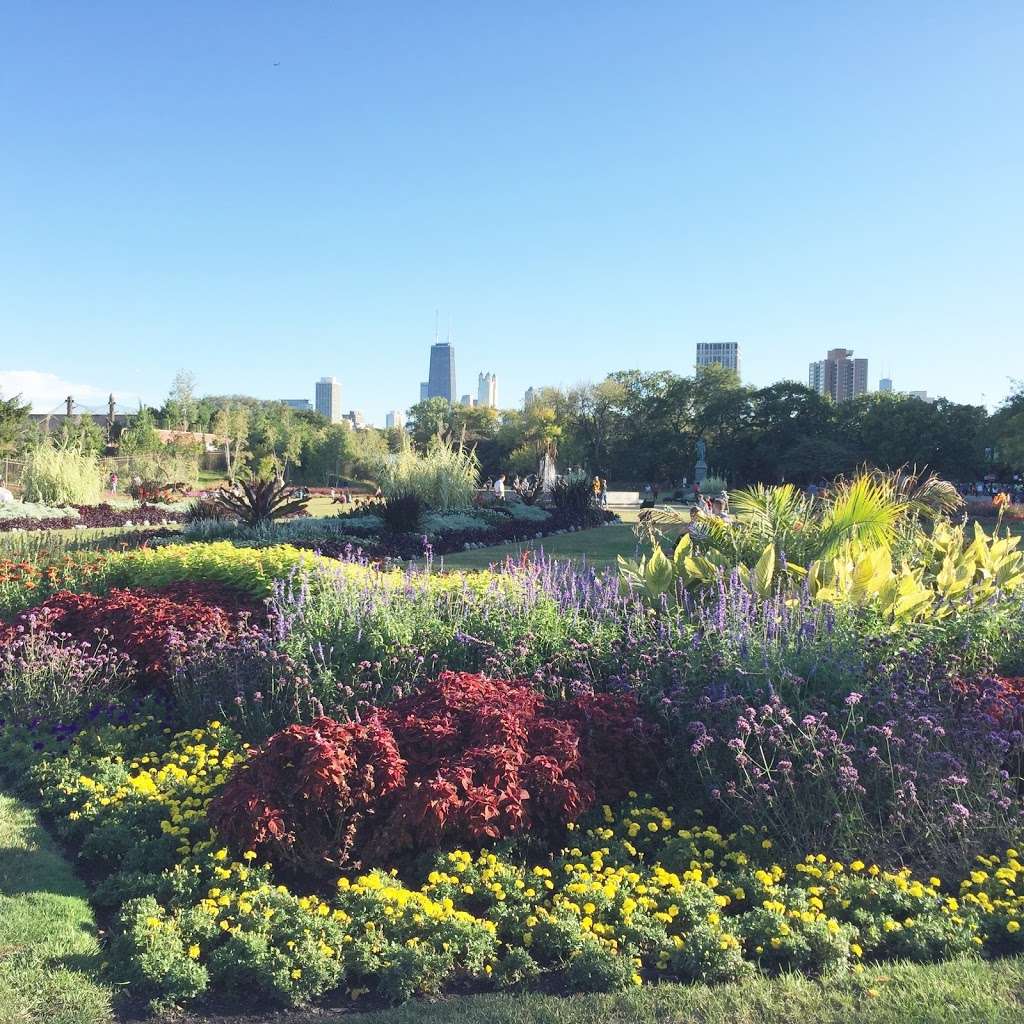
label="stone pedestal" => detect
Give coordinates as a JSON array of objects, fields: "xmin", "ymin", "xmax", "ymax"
[{"xmin": 694, "ymin": 460, "xmax": 708, "ymax": 485}]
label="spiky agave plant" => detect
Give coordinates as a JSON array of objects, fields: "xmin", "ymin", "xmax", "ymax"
[{"xmin": 213, "ymin": 477, "xmax": 309, "ymax": 526}]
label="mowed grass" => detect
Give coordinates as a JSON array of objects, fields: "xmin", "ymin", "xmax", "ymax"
[
  {"xmin": 438, "ymin": 506, "xmax": 689, "ymax": 572},
  {"xmin": 0, "ymin": 793, "xmax": 113, "ymax": 1024},
  {"xmin": 341, "ymin": 956, "xmax": 1024, "ymax": 1024}
]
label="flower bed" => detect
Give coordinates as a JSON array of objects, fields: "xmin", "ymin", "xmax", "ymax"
[
  {"xmin": 0, "ymin": 531, "xmax": 1023, "ymax": 1013},
  {"xmin": 0, "ymin": 501, "xmax": 188, "ymax": 533}
]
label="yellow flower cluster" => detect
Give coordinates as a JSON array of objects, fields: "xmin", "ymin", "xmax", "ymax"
[
  {"xmin": 58, "ymin": 719, "xmax": 244, "ymax": 860},
  {"xmin": 960, "ymin": 850, "xmax": 1024, "ymax": 944}
]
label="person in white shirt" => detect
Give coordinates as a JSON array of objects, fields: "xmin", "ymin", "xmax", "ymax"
[{"xmin": 494, "ymin": 474, "xmax": 506, "ymax": 501}]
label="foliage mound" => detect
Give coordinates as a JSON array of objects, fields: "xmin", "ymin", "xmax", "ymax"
[
  {"xmin": 213, "ymin": 477, "xmax": 309, "ymax": 526},
  {"xmin": 211, "ymin": 672, "xmax": 664, "ymax": 876}
]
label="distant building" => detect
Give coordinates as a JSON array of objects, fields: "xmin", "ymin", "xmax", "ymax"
[
  {"xmin": 809, "ymin": 349, "xmax": 868, "ymax": 403},
  {"xmin": 460, "ymin": 394, "xmax": 476, "ymax": 407},
  {"xmin": 695, "ymin": 342, "xmax": 741, "ymax": 377},
  {"xmin": 385, "ymin": 410, "xmax": 405, "ymax": 430},
  {"xmin": 281, "ymin": 398, "xmax": 312, "ymax": 411},
  {"xmin": 908, "ymin": 390, "xmax": 935, "ymax": 403},
  {"xmin": 419, "ymin": 382, "xmax": 429, "ymax": 402},
  {"xmin": 524, "ymin": 387, "xmax": 538, "ymax": 408},
  {"xmin": 477, "ymin": 372, "xmax": 498, "ymax": 408},
  {"xmin": 427, "ymin": 342, "xmax": 456, "ymax": 403},
  {"xmin": 879, "ymin": 378, "xmax": 893, "ymax": 393},
  {"xmin": 315, "ymin": 377, "xmax": 342, "ymax": 422},
  {"xmin": 344, "ymin": 410, "xmax": 365, "ymax": 429}
]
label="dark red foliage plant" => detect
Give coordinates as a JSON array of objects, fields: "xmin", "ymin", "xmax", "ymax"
[
  {"xmin": 0, "ymin": 582, "xmax": 261, "ymax": 680},
  {"xmin": 210, "ymin": 672, "xmax": 664, "ymax": 877}
]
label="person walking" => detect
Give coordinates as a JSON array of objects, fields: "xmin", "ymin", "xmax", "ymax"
[
  {"xmin": 109, "ymin": 471, "xmax": 119, "ymax": 495},
  {"xmin": 494, "ymin": 473, "xmax": 506, "ymax": 501},
  {"xmin": 592, "ymin": 475, "xmax": 602, "ymax": 504},
  {"xmin": 600, "ymin": 478, "xmax": 609, "ymax": 508}
]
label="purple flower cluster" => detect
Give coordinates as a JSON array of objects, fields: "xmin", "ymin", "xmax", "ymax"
[
  {"xmin": 0, "ymin": 624, "xmax": 136, "ymax": 723},
  {"xmin": 682, "ymin": 671, "xmax": 1024, "ymax": 870}
]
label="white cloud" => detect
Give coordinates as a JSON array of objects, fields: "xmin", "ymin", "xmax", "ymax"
[{"xmin": 0, "ymin": 370, "xmax": 145, "ymax": 415}]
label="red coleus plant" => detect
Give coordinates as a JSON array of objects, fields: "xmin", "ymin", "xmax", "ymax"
[
  {"xmin": 0, "ymin": 582, "xmax": 261, "ymax": 680},
  {"xmin": 210, "ymin": 672, "xmax": 664, "ymax": 877}
]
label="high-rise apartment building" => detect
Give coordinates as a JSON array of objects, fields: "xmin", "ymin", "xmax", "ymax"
[
  {"xmin": 427, "ymin": 342, "xmax": 456, "ymax": 403},
  {"xmin": 315, "ymin": 377, "xmax": 342, "ymax": 422},
  {"xmin": 344, "ymin": 410, "xmax": 365, "ymax": 429},
  {"xmin": 879, "ymin": 378, "xmax": 893, "ymax": 393},
  {"xmin": 524, "ymin": 387, "xmax": 538, "ymax": 408},
  {"xmin": 695, "ymin": 342, "xmax": 741, "ymax": 377},
  {"xmin": 385, "ymin": 410, "xmax": 405, "ymax": 430},
  {"xmin": 808, "ymin": 349, "xmax": 868, "ymax": 403},
  {"xmin": 477, "ymin": 372, "xmax": 498, "ymax": 408},
  {"xmin": 460, "ymin": 394, "xmax": 475, "ymax": 407}
]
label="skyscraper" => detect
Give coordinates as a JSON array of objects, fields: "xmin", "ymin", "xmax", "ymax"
[
  {"xmin": 419, "ymin": 382, "xmax": 429, "ymax": 402},
  {"xmin": 808, "ymin": 349, "xmax": 868, "ymax": 403},
  {"xmin": 460, "ymin": 394, "xmax": 475, "ymax": 407},
  {"xmin": 385, "ymin": 410, "xmax": 405, "ymax": 429},
  {"xmin": 477, "ymin": 372, "xmax": 498, "ymax": 408},
  {"xmin": 695, "ymin": 342, "xmax": 741, "ymax": 377},
  {"xmin": 524, "ymin": 387, "xmax": 538, "ymax": 408},
  {"xmin": 315, "ymin": 377, "xmax": 342, "ymax": 422},
  {"xmin": 879, "ymin": 378, "xmax": 893, "ymax": 393},
  {"xmin": 281, "ymin": 398, "xmax": 312, "ymax": 411},
  {"xmin": 427, "ymin": 342, "xmax": 456, "ymax": 403}
]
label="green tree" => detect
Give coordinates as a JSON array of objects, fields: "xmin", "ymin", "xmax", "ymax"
[
  {"xmin": 407, "ymin": 398, "xmax": 453, "ymax": 449},
  {"xmin": 0, "ymin": 392, "xmax": 31, "ymax": 455},
  {"xmin": 118, "ymin": 406, "xmax": 162, "ymax": 454},
  {"xmin": 162, "ymin": 370, "xmax": 198, "ymax": 431}
]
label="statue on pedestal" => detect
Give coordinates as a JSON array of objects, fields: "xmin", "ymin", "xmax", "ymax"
[{"xmin": 694, "ymin": 438, "xmax": 708, "ymax": 486}]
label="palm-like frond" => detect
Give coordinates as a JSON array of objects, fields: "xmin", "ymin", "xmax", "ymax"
[
  {"xmin": 870, "ymin": 465, "xmax": 964, "ymax": 520},
  {"xmin": 729, "ymin": 483, "xmax": 811, "ymax": 540},
  {"xmin": 818, "ymin": 475, "xmax": 904, "ymax": 555}
]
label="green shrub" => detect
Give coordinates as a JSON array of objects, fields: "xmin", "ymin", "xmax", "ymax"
[
  {"xmin": 374, "ymin": 434, "xmax": 479, "ymax": 511},
  {"xmin": 20, "ymin": 442, "xmax": 103, "ymax": 505}
]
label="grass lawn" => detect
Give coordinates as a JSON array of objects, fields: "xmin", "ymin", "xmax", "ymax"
[
  {"xmin": 340, "ymin": 956, "xmax": 1024, "ymax": 1024},
  {"xmin": 438, "ymin": 506, "xmax": 690, "ymax": 573},
  {"xmin": 0, "ymin": 792, "xmax": 113, "ymax": 1024}
]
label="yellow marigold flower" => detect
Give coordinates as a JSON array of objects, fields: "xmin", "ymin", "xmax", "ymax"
[
  {"xmin": 1008, "ymin": 921, "xmax": 1021, "ymax": 933},
  {"xmin": 291, "ymin": 968, "xmax": 302, "ymax": 979},
  {"xmin": 761, "ymin": 839, "xmax": 773, "ymax": 849},
  {"xmin": 850, "ymin": 860, "xmax": 865, "ymax": 872},
  {"xmin": 188, "ymin": 944, "xmax": 201, "ymax": 960}
]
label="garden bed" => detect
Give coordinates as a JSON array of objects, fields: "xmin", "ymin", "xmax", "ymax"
[{"xmin": 1, "ymin": 478, "xmax": 1023, "ymax": 1018}]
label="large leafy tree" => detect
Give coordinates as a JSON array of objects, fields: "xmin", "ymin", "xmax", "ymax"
[
  {"xmin": 0, "ymin": 392, "xmax": 31, "ymax": 455},
  {"xmin": 989, "ymin": 382, "xmax": 1024, "ymax": 474}
]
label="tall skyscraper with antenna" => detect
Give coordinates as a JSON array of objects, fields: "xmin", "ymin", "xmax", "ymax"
[{"xmin": 426, "ymin": 315, "xmax": 456, "ymax": 403}]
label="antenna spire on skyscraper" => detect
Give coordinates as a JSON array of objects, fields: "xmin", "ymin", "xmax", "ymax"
[{"xmin": 434, "ymin": 309, "xmax": 439, "ymax": 345}]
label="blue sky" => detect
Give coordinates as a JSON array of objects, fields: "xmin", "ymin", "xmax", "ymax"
[{"xmin": 1, "ymin": 2, "xmax": 1021, "ymax": 421}]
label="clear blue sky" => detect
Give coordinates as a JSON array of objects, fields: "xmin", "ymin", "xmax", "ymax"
[{"xmin": 1, "ymin": 2, "xmax": 1021, "ymax": 422}]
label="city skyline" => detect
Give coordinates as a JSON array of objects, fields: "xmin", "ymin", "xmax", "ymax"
[{"xmin": 1, "ymin": 6, "xmax": 1021, "ymax": 421}]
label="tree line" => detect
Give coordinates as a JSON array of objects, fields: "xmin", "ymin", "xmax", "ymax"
[
  {"xmin": 408, "ymin": 367, "xmax": 1023, "ymax": 486},
  {"xmin": 2, "ymin": 366, "xmax": 1020, "ymax": 487}
]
